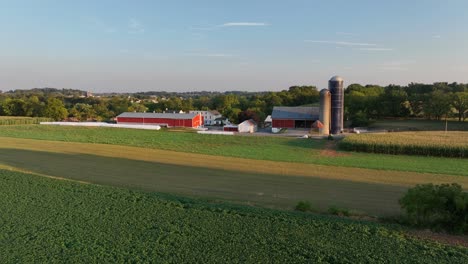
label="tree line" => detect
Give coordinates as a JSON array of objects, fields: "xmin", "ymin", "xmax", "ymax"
[{"xmin": 0, "ymin": 82, "xmax": 466, "ymax": 125}]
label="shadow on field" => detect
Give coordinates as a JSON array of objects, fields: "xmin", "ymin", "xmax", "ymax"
[{"xmin": 0, "ymin": 148, "xmax": 406, "ymax": 216}]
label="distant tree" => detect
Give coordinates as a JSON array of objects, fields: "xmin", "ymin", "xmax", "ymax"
[
  {"xmin": 424, "ymin": 90, "xmax": 452, "ymax": 120},
  {"xmin": 452, "ymin": 92, "xmax": 468, "ymax": 121},
  {"xmin": 25, "ymin": 96, "xmax": 45, "ymax": 117},
  {"xmin": 44, "ymin": 98, "xmax": 68, "ymax": 121},
  {"xmin": 2, "ymin": 98, "xmax": 27, "ymax": 116},
  {"xmin": 70, "ymin": 103, "xmax": 96, "ymax": 121},
  {"xmin": 379, "ymin": 85, "xmax": 410, "ymax": 117},
  {"xmin": 223, "ymin": 107, "xmax": 241, "ymax": 124}
]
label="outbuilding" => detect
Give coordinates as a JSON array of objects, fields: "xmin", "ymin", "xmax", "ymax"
[
  {"xmin": 238, "ymin": 119, "xmax": 257, "ymax": 133},
  {"xmin": 116, "ymin": 112, "xmax": 203, "ymax": 128},
  {"xmin": 271, "ymin": 106, "xmax": 319, "ymax": 129}
]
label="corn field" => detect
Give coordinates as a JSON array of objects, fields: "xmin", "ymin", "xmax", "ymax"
[
  {"xmin": 340, "ymin": 131, "xmax": 468, "ymax": 158},
  {"xmin": 0, "ymin": 117, "xmax": 52, "ymax": 125}
]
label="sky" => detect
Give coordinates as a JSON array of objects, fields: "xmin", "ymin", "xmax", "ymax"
[{"xmin": 1, "ymin": 0, "xmax": 468, "ymax": 92}]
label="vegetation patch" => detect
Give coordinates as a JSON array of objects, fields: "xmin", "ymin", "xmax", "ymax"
[
  {"xmin": 0, "ymin": 116, "xmax": 52, "ymax": 125},
  {"xmin": 340, "ymin": 131, "xmax": 468, "ymax": 158},
  {"xmin": 0, "ymin": 169, "xmax": 467, "ymax": 263}
]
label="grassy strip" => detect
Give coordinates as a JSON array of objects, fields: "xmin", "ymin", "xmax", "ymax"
[
  {"xmin": 0, "ymin": 125, "xmax": 467, "ymax": 176},
  {"xmin": 1, "ymin": 169, "xmax": 467, "ymax": 263},
  {"xmin": 340, "ymin": 132, "xmax": 468, "ymax": 158}
]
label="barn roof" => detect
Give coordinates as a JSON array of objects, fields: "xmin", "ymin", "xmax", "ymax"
[
  {"xmin": 271, "ymin": 106, "xmax": 319, "ymax": 120},
  {"xmin": 117, "ymin": 112, "xmax": 198, "ymax": 119}
]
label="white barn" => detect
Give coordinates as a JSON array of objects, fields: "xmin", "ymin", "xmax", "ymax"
[{"xmin": 238, "ymin": 119, "xmax": 258, "ymax": 133}]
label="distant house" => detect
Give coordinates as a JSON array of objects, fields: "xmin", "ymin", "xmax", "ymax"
[
  {"xmin": 116, "ymin": 112, "xmax": 203, "ymax": 128},
  {"xmin": 271, "ymin": 106, "xmax": 319, "ymax": 129},
  {"xmin": 189, "ymin": 110, "xmax": 222, "ymax": 125}
]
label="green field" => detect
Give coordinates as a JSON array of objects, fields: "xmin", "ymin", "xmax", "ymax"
[
  {"xmin": 1, "ymin": 169, "xmax": 466, "ymax": 263},
  {"xmin": 370, "ymin": 119, "xmax": 468, "ymax": 131},
  {"xmin": 0, "ymin": 125, "xmax": 467, "ymax": 176},
  {"xmin": 341, "ymin": 131, "xmax": 468, "ymax": 158}
]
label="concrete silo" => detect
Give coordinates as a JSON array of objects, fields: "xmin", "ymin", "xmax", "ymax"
[
  {"xmin": 319, "ymin": 89, "xmax": 331, "ymax": 135},
  {"xmin": 329, "ymin": 76, "xmax": 344, "ymax": 134}
]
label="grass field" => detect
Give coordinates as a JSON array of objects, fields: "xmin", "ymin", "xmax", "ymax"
[
  {"xmin": 341, "ymin": 131, "xmax": 468, "ymax": 158},
  {"xmin": 0, "ymin": 125, "xmax": 467, "ymax": 176},
  {"xmin": 1, "ymin": 137, "xmax": 467, "ymax": 216},
  {"xmin": 370, "ymin": 119, "xmax": 468, "ymax": 131},
  {"xmin": 1, "ymin": 169, "xmax": 466, "ymax": 263}
]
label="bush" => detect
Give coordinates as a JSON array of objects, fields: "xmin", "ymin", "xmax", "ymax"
[
  {"xmin": 399, "ymin": 183, "xmax": 468, "ymax": 234},
  {"xmin": 327, "ymin": 206, "xmax": 350, "ymax": 217},
  {"xmin": 327, "ymin": 135, "xmax": 334, "ymax": 141},
  {"xmin": 295, "ymin": 201, "xmax": 313, "ymax": 212}
]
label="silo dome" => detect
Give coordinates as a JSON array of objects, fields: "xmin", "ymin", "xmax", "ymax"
[{"xmin": 330, "ymin": 76, "xmax": 344, "ymax": 82}]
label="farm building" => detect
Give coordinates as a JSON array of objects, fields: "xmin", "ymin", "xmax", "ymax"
[
  {"xmin": 116, "ymin": 112, "xmax": 203, "ymax": 128},
  {"xmin": 271, "ymin": 106, "xmax": 319, "ymax": 129},
  {"xmin": 189, "ymin": 110, "xmax": 222, "ymax": 125},
  {"xmin": 223, "ymin": 119, "xmax": 258, "ymax": 133}
]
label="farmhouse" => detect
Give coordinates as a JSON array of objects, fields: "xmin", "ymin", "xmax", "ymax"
[
  {"xmin": 271, "ymin": 106, "xmax": 319, "ymax": 129},
  {"xmin": 116, "ymin": 112, "xmax": 203, "ymax": 128},
  {"xmin": 189, "ymin": 110, "xmax": 222, "ymax": 125}
]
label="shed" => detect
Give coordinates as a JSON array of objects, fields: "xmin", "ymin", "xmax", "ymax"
[{"xmin": 238, "ymin": 119, "xmax": 258, "ymax": 133}]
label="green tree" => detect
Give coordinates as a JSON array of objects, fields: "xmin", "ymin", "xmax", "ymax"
[
  {"xmin": 2, "ymin": 98, "xmax": 27, "ymax": 116},
  {"xmin": 452, "ymin": 92, "xmax": 468, "ymax": 121},
  {"xmin": 25, "ymin": 96, "xmax": 45, "ymax": 117},
  {"xmin": 44, "ymin": 98, "xmax": 68, "ymax": 121},
  {"xmin": 424, "ymin": 90, "xmax": 452, "ymax": 120},
  {"xmin": 399, "ymin": 183, "xmax": 468, "ymax": 234},
  {"xmin": 70, "ymin": 103, "xmax": 96, "ymax": 121}
]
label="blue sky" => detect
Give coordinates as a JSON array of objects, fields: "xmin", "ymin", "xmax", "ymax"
[{"xmin": 1, "ymin": 0, "xmax": 468, "ymax": 92}]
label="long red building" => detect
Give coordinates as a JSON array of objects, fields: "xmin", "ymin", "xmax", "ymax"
[{"xmin": 116, "ymin": 112, "xmax": 203, "ymax": 128}]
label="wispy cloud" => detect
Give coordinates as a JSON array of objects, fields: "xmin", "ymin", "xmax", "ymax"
[
  {"xmin": 128, "ymin": 18, "xmax": 145, "ymax": 34},
  {"xmin": 305, "ymin": 40, "xmax": 377, "ymax": 46},
  {"xmin": 379, "ymin": 60, "xmax": 415, "ymax": 71},
  {"xmin": 432, "ymin": 35, "xmax": 441, "ymax": 39},
  {"xmin": 336, "ymin": 32, "xmax": 358, "ymax": 36},
  {"xmin": 184, "ymin": 53, "xmax": 236, "ymax": 58},
  {"xmin": 359, "ymin": 48, "xmax": 394, "ymax": 51},
  {"xmin": 220, "ymin": 22, "xmax": 270, "ymax": 27},
  {"xmin": 86, "ymin": 17, "xmax": 117, "ymax": 33}
]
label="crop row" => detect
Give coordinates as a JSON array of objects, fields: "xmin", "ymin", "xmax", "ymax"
[
  {"xmin": 340, "ymin": 132, "xmax": 468, "ymax": 158},
  {"xmin": 0, "ymin": 117, "xmax": 52, "ymax": 125}
]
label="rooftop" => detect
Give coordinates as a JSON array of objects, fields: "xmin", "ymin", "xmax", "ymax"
[
  {"xmin": 117, "ymin": 112, "xmax": 198, "ymax": 120},
  {"xmin": 271, "ymin": 106, "xmax": 319, "ymax": 120}
]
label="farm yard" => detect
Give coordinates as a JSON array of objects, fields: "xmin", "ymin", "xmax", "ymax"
[
  {"xmin": 0, "ymin": 124, "xmax": 467, "ymax": 262},
  {"xmin": 1, "ymin": 169, "xmax": 467, "ymax": 263}
]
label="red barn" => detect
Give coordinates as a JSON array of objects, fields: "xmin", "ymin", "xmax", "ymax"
[
  {"xmin": 116, "ymin": 112, "xmax": 203, "ymax": 128},
  {"xmin": 271, "ymin": 106, "xmax": 319, "ymax": 129}
]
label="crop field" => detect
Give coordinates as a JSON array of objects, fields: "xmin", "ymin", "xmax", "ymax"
[
  {"xmin": 0, "ymin": 116, "xmax": 52, "ymax": 125},
  {"xmin": 369, "ymin": 119, "xmax": 468, "ymax": 131},
  {"xmin": 0, "ymin": 169, "xmax": 466, "ymax": 263},
  {"xmin": 0, "ymin": 125, "xmax": 468, "ymax": 176},
  {"xmin": 340, "ymin": 132, "xmax": 468, "ymax": 158}
]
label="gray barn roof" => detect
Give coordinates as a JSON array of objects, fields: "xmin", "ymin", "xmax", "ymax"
[
  {"xmin": 271, "ymin": 106, "xmax": 319, "ymax": 120},
  {"xmin": 117, "ymin": 112, "xmax": 198, "ymax": 119}
]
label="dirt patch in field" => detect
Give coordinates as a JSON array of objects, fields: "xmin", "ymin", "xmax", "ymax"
[
  {"xmin": 408, "ymin": 230, "xmax": 468, "ymax": 248},
  {"xmin": 320, "ymin": 141, "xmax": 350, "ymax": 157}
]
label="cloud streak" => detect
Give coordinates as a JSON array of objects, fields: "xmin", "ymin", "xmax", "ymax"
[
  {"xmin": 220, "ymin": 22, "xmax": 270, "ymax": 27},
  {"xmin": 184, "ymin": 53, "xmax": 236, "ymax": 58},
  {"xmin": 128, "ymin": 18, "xmax": 145, "ymax": 34},
  {"xmin": 305, "ymin": 40, "xmax": 377, "ymax": 46},
  {"xmin": 359, "ymin": 48, "xmax": 394, "ymax": 51}
]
